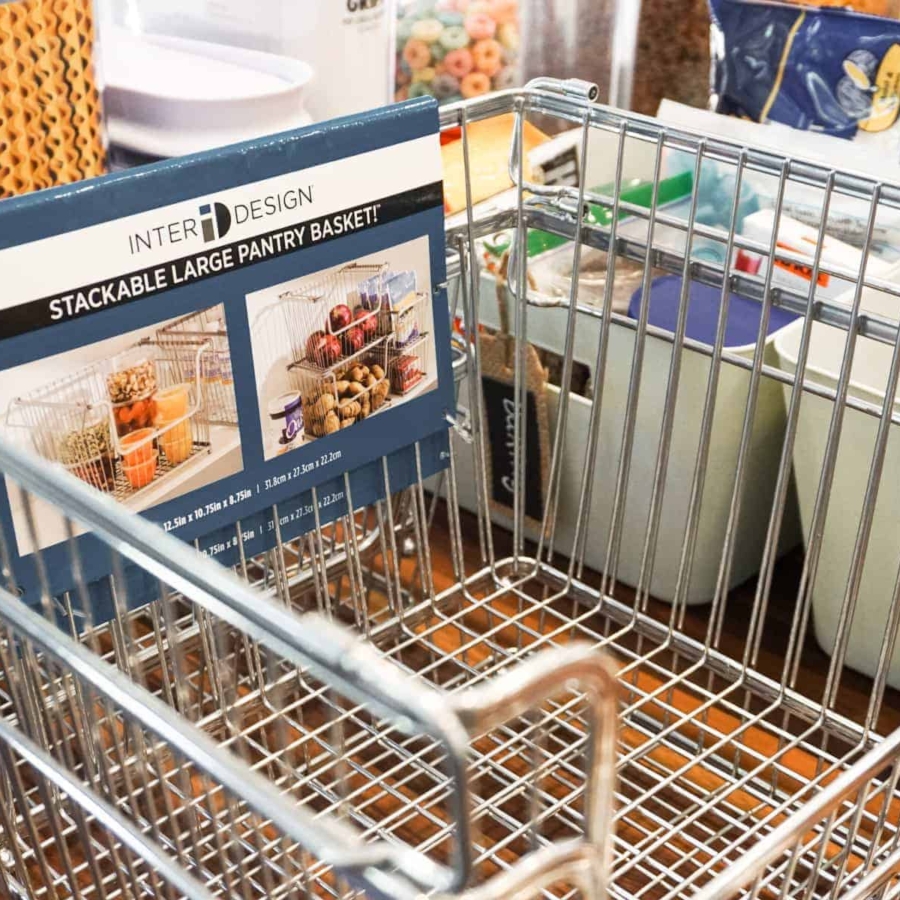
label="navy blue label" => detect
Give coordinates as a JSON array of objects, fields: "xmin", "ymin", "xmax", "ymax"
[{"xmin": 0, "ymin": 99, "xmax": 454, "ymax": 617}]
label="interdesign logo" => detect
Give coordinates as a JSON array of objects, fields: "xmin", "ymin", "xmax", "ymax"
[{"xmin": 200, "ymin": 202, "xmax": 233, "ymax": 243}]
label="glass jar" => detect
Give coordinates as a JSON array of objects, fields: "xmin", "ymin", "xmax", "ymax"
[
  {"xmin": 107, "ymin": 349, "xmax": 158, "ymax": 403},
  {"xmin": 107, "ymin": 349, "xmax": 159, "ymax": 436},
  {"xmin": 394, "ymin": 0, "xmax": 520, "ymax": 105},
  {"xmin": 57, "ymin": 410, "xmax": 116, "ymax": 492}
]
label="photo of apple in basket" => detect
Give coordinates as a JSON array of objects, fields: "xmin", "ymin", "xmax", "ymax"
[{"xmin": 247, "ymin": 236, "xmax": 439, "ymax": 462}]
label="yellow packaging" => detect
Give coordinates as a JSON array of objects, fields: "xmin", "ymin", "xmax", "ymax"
[
  {"xmin": 0, "ymin": 0, "xmax": 105, "ymax": 198},
  {"xmin": 782, "ymin": 0, "xmax": 900, "ymax": 17}
]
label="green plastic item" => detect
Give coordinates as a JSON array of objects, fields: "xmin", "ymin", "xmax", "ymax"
[{"xmin": 482, "ymin": 170, "xmax": 694, "ymax": 260}]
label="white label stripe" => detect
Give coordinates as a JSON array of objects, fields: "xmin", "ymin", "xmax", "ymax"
[{"xmin": 0, "ymin": 134, "xmax": 441, "ymax": 311}]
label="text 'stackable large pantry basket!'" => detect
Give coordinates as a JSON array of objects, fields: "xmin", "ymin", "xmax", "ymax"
[{"xmin": 5, "ymin": 79, "xmax": 900, "ymax": 900}]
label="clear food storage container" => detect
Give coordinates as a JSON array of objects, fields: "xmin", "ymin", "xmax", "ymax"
[
  {"xmin": 394, "ymin": 0, "xmax": 520, "ymax": 104},
  {"xmin": 107, "ymin": 349, "xmax": 158, "ymax": 436},
  {"xmin": 153, "ymin": 383, "xmax": 189, "ymax": 424},
  {"xmin": 56, "ymin": 409, "xmax": 116, "ymax": 492},
  {"xmin": 159, "ymin": 420, "xmax": 193, "ymax": 466},
  {"xmin": 122, "ymin": 449, "xmax": 158, "ymax": 489}
]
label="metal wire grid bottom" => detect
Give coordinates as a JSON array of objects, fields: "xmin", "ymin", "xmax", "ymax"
[{"xmin": 3, "ymin": 547, "xmax": 898, "ymax": 900}]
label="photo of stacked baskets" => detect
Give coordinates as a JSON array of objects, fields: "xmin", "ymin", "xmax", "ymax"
[
  {"xmin": 4, "ymin": 306, "xmax": 237, "ymax": 501},
  {"xmin": 280, "ymin": 262, "xmax": 434, "ymax": 444}
]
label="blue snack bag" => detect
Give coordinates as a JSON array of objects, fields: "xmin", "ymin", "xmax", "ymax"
[
  {"xmin": 709, "ymin": 0, "xmax": 900, "ymax": 151},
  {"xmin": 385, "ymin": 270, "xmax": 417, "ymax": 308}
]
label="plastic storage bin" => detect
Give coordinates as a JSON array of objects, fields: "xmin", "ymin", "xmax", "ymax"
[
  {"xmin": 773, "ymin": 271, "xmax": 900, "ymax": 688},
  {"xmin": 452, "ymin": 271, "xmax": 802, "ymax": 605}
]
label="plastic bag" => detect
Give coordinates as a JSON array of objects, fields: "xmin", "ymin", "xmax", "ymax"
[
  {"xmin": 780, "ymin": 0, "xmax": 900, "ymax": 14},
  {"xmin": 709, "ymin": 0, "xmax": 900, "ymax": 158}
]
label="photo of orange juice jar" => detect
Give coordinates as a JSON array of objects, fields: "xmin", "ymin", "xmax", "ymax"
[
  {"xmin": 154, "ymin": 384, "xmax": 193, "ymax": 466},
  {"xmin": 159, "ymin": 420, "xmax": 193, "ymax": 465},
  {"xmin": 154, "ymin": 384, "xmax": 189, "ymax": 422}
]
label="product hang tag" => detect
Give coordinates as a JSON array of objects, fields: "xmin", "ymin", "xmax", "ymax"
[{"xmin": 479, "ymin": 256, "xmax": 551, "ymax": 535}]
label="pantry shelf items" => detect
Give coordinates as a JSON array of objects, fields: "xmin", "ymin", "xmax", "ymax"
[
  {"xmin": 247, "ymin": 241, "xmax": 440, "ymax": 462},
  {"xmin": 3, "ymin": 306, "xmax": 239, "ymax": 504}
]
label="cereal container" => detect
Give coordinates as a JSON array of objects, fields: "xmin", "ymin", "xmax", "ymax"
[
  {"xmin": 106, "ymin": 349, "xmax": 158, "ymax": 437},
  {"xmin": 394, "ymin": 0, "xmax": 520, "ymax": 105}
]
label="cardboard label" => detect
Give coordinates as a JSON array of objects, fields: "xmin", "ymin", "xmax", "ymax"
[{"xmin": 0, "ymin": 99, "xmax": 454, "ymax": 608}]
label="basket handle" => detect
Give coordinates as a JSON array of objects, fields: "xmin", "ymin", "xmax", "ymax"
[
  {"xmin": 452, "ymin": 643, "xmax": 619, "ymax": 900},
  {"xmin": 0, "ymin": 433, "xmax": 476, "ymax": 891}
]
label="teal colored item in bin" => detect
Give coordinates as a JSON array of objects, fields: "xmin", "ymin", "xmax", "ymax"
[
  {"xmin": 482, "ymin": 170, "xmax": 695, "ymax": 261},
  {"xmin": 629, "ymin": 275, "xmax": 799, "ymax": 347}
]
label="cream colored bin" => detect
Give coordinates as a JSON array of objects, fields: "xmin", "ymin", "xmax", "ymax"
[
  {"xmin": 451, "ymin": 271, "xmax": 801, "ymax": 605},
  {"xmin": 773, "ymin": 274, "xmax": 900, "ymax": 688}
]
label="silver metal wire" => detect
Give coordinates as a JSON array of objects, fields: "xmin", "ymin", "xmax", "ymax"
[{"xmin": 0, "ymin": 78, "xmax": 899, "ymax": 900}]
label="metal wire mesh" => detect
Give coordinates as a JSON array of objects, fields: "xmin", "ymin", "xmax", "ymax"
[{"xmin": 1, "ymin": 78, "xmax": 900, "ymax": 900}]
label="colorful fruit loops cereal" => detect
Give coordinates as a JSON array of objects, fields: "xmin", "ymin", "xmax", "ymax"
[{"xmin": 395, "ymin": 0, "xmax": 519, "ymax": 104}]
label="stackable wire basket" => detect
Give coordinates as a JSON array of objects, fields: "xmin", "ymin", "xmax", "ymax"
[
  {"xmin": 251, "ymin": 262, "xmax": 434, "ymax": 443},
  {"xmin": 3, "ymin": 305, "xmax": 238, "ymax": 505},
  {"xmin": 2, "ymin": 78, "xmax": 900, "ymax": 900},
  {"xmin": 156, "ymin": 307, "xmax": 239, "ymax": 428}
]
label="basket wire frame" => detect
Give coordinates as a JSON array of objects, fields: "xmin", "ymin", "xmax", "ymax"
[
  {"xmin": 0, "ymin": 78, "xmax": 898, "ymax": 900},
  {"xmin": 3, "ymin": 304, "xmax": 240, "ymax": 510},
  {"xmin": 0, "ymin": 434, "xmax": 617, "ymax": 900},
  {"xmin": 155, "ymin": 306, "xmax": 239, "ymax": 428},
  {"xmin": 253, "ymin": 264, "xmax": 434, "ymax": 447}
]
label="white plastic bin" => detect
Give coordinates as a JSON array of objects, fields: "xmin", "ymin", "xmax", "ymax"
[
  {"xmin": 451, "ymin": 270, "xmax": 802, "ymax": 605},
  {"xmin": 773, "ymin": 273, "xmax": 900, "ymax": 688}
]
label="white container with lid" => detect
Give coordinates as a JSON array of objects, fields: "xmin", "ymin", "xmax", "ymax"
[
  {"xmin": 281, "ymin": 1, "xmax": 391, "ymax": 121},
  {"xmin": 107, "ymin": 0, "xmax": 392, "ymax": 124},
  {"xmin": 773, "ymin": 263, "xmax": 900, "ymax": 689},
  {"xmin": 267, "ymin": 390, "xmax": 304, "ymax": 457}
]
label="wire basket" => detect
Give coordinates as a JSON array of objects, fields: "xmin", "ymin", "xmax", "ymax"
[
  {"xmin": 155, "ymin": 305, "xmax": 238, "ymax": 427},
  {"xmin": 3, "ymin": 78, "xmax": 900, "ymax": 900},
  {"xmin": 293, "ymin": 347, "xmax": 391, "ymax": 440},
  {"xmin": 5, "ymin": 345, "xmax": 211, "ymax": 503},
  {"xmin": 273, "ymin": 267, "xmax": 435, "ymax": 444},
  {"xmin": 283, "ymin": 263, "xmax": 388, "ymax": 368},
  {"xmin": 388, "ymin": 293, "xmax": 433, "ymax": 396}
]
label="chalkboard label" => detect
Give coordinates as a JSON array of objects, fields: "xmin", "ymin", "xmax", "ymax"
[{"xmin": 481, "ymin": 375, "xmax": 544, "ymax": 523}]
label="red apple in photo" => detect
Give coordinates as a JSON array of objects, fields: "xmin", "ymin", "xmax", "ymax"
[
  {"xmin": 328, "ymin": 304, "xmax": 353, "ymax": 334},
  {"xmin": 342, "ymin": 326, "xmax": 365, "ymax": 355},
  {"xmin": 353, "ymin": 306, "xmax": 377, "ymax": 340},
  {"xmin": 306, "ymin": 330, "xmax": 342, "ymax": 366},
  {"xmin": 323, "ymin": 333, "xmax": 341, "ymax": 363}
]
